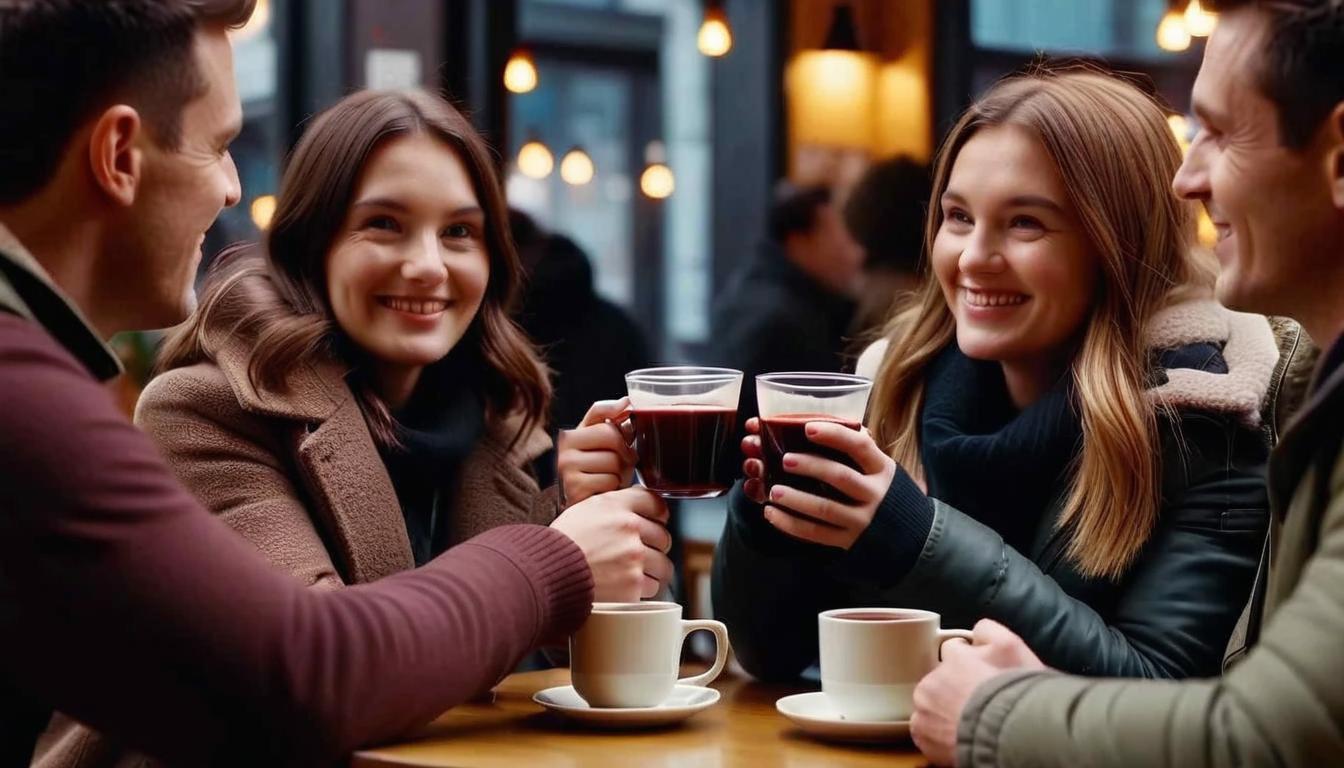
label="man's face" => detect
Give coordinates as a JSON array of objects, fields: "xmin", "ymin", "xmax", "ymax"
[
  {"xmin": 116, "ymin": 27, "xmax": 242, "ymax": 329},
  {"xmin": 1172, "ymin": 8, "xmax": 1341, "ymax": 320}
]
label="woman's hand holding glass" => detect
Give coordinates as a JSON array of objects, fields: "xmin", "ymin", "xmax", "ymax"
[
  {"xmin": 742, "ymin": 417, "xmax": 898, "ymax": 549},
  {"xmin": 558, "ymin": 397, "xmax": 636, "ymax": 507}
]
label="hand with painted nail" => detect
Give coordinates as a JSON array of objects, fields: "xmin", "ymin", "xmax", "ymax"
[
  {"xmin": 740, "ymin": 417, "xmax": 768, "ymax": 504},
  {"xmin": 759, "ymin": 420, "xmax": 897, "ymax": 549},
  {"xmin": 558, "ymin": 397, "xmax": 637, "ymax": 507}
]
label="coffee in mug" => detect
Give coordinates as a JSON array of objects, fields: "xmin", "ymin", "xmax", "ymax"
[
  {"xmin": 818, "ymin": 607, "xmax": 972, "ymax": 721},
  {"xmin": 570, "ymin": 601, "xmax": 730, "ymax": 709}
]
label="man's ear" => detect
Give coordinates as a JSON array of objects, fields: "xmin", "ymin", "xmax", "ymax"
[
  {"xmin": 1328, "ymin": 102, "xmax": 1344, "ymax": 210},
  {"xmin": 87, "ymin": 105, "xmax": 143, "ymax": 208}
]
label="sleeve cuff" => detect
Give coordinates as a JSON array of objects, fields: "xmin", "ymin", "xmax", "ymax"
[
  {"xmin": 957, "ymin": 670, "xmax": 1057, "ymax": 768},
  {"xmin": 467, "ymin": 524, "xmax": 593, "ymax": 644},
  {"xmin": 839, "ymin": 467, "xmax": 934, "ymax": 586}
]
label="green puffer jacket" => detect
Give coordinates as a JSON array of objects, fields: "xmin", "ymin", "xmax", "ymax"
[{"xmin": 957, "ymin": 323, "xmax": 1341, "ymax": 768}]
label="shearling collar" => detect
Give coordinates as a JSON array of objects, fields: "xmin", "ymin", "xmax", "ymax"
[
  {"xmin": 1145, "ymin": 298, "xmax": 1278, "ymax": 428},
  {"xmin": 204, "ymin": 320, "xmax": 346, "ymax": 422}
]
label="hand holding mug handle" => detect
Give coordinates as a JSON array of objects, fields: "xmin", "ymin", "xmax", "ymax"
[
  {"xmin": 676, "ymin": 619, "xmax": 731, "ymax": 687},
  {"xmin": 937, "ymin": 628, "xmax": 974, "ymax": 660}
]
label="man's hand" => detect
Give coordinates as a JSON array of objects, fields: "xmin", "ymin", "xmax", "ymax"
[
  {"xmin": 549, "ymin": 486, "xmax": 673, "ymax": 601},
  {"xmin": 911, "ymin": 620, "xmax": 1046, "ymax": 766}
]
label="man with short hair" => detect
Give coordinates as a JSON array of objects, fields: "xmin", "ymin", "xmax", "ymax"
[
  {"xmin": 907, "ymin": 1, "xmax": 1344, "ymax": 765},
  {"xmin": 0, "ymin": 2, "xmax": 667, "ymax": 765}
]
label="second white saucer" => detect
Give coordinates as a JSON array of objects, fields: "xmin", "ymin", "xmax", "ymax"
[
  {"xmin": 533, "ymin": 684, "xmax": 720, "ymax": 729},
  {"xmin": 775, "ymin": 692, "xmax": 911, "ymax": 743}
]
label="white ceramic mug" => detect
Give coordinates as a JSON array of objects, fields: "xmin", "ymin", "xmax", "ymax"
[
  {"xmin": 818, "ymin": 607, "xmax": 972, "ymax": 721},
  {"xmin": 570, "ymin": 601, "xmax": 730, "ymax": 709}
]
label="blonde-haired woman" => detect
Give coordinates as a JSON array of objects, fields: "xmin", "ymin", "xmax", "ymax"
[{"xmin": 710, "ymin": 67, "xmax": 1278, "ymax": 680}]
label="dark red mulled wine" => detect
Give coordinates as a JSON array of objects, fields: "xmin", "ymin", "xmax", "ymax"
[
  {"xmin": 630, "ymin": 407, "xmax": 737, "ymax": 498},
  {"xmin": 760, "ymin": 414, "xmax": 862, "ymax": 506}
]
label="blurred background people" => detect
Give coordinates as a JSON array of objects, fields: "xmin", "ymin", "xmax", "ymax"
[
  {"xmin": 842, "ymin": 156, "xmax": 933, "ymax": 343},
  {"xmin": 510, "ymin": 209, "xmax": 651, "ymax": 487},
  {"xmin": 707, "ymin": 183, "xmax": 864, "ymax": 440}
]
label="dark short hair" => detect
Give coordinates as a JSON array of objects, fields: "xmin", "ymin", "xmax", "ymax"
[
  {"xmin": 843, "ymin": 157, "xmax": 931, "ymax": 272},
  {"xmin": 1208, "ymin": 0, "xmax": 1344, "ymax": 148},
  {"xmin": 768, "ymin": 183, "xmax": 832, "ymax": 243},
  {"xmin": 0, "ymin": 0, "xmax": 257, "ymax": 204}
]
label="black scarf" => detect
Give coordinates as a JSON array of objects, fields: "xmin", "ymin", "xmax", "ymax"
[
  {"xmin": 918, "ymin": 344, "xmax": 1083, "ymax": 553},
  {"xmin": 372, "ymin": 351, "xmax": 486, "ymax": 566}
]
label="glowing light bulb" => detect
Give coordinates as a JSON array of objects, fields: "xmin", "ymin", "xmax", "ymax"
[
  {"xmin": 640, "ymin": 164, "xmax": 675, "ymax": 199},
  {"xmin": 1185, "ymin": 0, "xmax": 1217, "ymax": 37},
  {"xmin": 1167, "ymin": 114, "xmax": 1190, "ymax": 144},
  {"xmin": 560, "ymin": 148, "xmax": 595, "ymax": 186},
  {"xmin": 250, "ymin": 194, "xmax": 277, "ymax": 231},
  {"xmin": 697, "ymin": 7, "xmax": 733, "ymax": 57},
  {"xmin": 503, "ymin": 49, "xmax": 538, "ymax": 94},
  {"xmin": 516, "ymin": 140, "xmax": 554, "ymax": 179},
  {"xmin": 1156, "ymin": 10, "xmax": 1191, "ymax": 52}
]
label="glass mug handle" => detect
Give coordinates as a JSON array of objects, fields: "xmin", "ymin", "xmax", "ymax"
[
  {"xmin": 676, "ymin": 619, "xmax": 730, "ymax": 687},
  {"xmin": 937, "ymin": 628, "xmax": 975, "ymax": 660}
]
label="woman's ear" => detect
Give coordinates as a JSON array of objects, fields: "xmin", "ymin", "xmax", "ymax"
[{"xmin": 87, "ymin": 105, "xmax": 144, "ymax": 208}]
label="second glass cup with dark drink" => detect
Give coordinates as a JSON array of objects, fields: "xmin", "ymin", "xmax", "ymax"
[
  {"xmin": 757, "ymin": 372, "xmax": 874, "ymax": 511},
  {"xmin": 626, "ymin": 367, "xmax": 743, "ymax": 499}
]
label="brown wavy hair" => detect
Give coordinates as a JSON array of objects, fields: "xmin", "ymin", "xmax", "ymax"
[
  {"xmin": 869, "ymin": 67, "xmax": 1213, "ymax": 580},
  {"xmin": 157, "ymin": 88, "xmax": 550, "ymax": 447}
]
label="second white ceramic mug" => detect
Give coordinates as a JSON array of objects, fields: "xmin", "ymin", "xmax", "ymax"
[
  {"xmin": 818, "ymin": 607, "xmax": 972, "ymax": 721},
  {"xmin": 570, "ymin": 601, "xmax": 730, "ymax": 708}
]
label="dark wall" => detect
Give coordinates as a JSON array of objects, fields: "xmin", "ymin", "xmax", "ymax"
[{"xmin": 710, "ymin": 0, "xmax": 785, "ymax": 301}]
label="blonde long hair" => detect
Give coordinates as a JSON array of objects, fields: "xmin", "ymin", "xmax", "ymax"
[{"xmin": 870, "ymin": 67, "xmax": 1211, "ymax": 580}]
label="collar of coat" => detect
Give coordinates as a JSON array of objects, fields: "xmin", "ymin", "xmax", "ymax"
[
  {"xmin": 859, "ymin": 295, "xmax": 1279, "ymax": 428},
  {"xmin": 200, "ymin": 316, "xmax": 552, "ymax": 465},
  {"xmin": 1145, "ymin": 297, "xmax": 1279, "ymax": 428}
]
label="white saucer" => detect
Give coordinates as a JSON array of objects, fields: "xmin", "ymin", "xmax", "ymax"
[
  {"xmin": 532, "ymin": 684, "xmax": 720, "ymax": 729},
  {"xmin": 775, "ymin": 692, "xmax": 911, "ymax": 743}
]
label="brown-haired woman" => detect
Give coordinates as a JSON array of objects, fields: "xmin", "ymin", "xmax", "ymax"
[
  {"xmin": 709, "ymin": 68, "xmax": 1278, "ymax": 681},
  {"xmin": 35, "ymin": 88, "xmax": 674, "ymax": 766}
]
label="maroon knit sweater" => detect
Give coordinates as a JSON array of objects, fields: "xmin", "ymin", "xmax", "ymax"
[{"xmin": 0, "ymin": 312, "xmax": 593, "ymax": 766}]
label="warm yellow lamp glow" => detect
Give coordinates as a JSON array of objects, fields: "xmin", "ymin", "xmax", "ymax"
[
  {"xmin": 1168, "ymin": 114, "xmax": 1191, "ymax": 146},
  {"xmin": 250, "ymin": 194, "xmax": 277, "ymax": 231},
  {"xmin": 229, "ymin": 0, "xmax": 270, "ymax": 42},
  {"xmin": 787, "ymin": 50, "xmax": 878, "ymax": 150},
  {"xmin": 1157, "ymin": 9, "xmax": 1192, "ymax": 52},
  {"xmin": 640, "ymin": 164, "xmax": 675, "ymax": 199},
  {"xmin": 876, "ymin": 61, "xmax": 932, "ymax": 161},
  {"xmin": 1185, "ymin": 0, "xmax": 1218, "ymax": 37},
  {"xmin": 560, "ymin": 148, "xmax": 595, "ymax": 186},
  {"xmin": 517, "ymin": 140, "xmax": 554, "ymax": 179},
  {"xmin": 697, "ymin": 7, "xmax": 733, "ymax": 57},
  {"xmin": 503, "ymin": 49, "xmax": 538, "ymax": 94}
]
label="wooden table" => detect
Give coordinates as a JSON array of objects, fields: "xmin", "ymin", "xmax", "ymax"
[{"xmin": 351, "ymin": 668, "xmax": 927, "ymax": 767}]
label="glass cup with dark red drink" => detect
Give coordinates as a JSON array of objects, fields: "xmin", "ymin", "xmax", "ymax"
[
  {"xmin": 626, "ymin": 367, "xmax": 743, "ymax": 499},
  {"xmin": 756, "ymin": 372, "xmax": 873, "ymax": 514}
]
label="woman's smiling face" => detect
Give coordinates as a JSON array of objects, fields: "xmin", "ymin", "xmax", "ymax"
[
  {"xmin": 931, "ymin": 123, "xmax": 1100, "ymax": 369},
  {"xmin": 325, "ymin": 132, "xmax": 490, "ymax": 380}
]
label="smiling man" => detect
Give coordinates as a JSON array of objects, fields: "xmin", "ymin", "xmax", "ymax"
[
  {"xmin": 0, "ymin": 3, "xmax": 615, "ymax": 766},
  {"xmin": 907, "ymin": 1, "xmax": 1344, "ymax": 765}
]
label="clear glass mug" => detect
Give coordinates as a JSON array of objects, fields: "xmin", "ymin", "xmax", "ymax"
[
  {"xmin": 755, "ymin": 372, "xmax": 873, "ymax": 507},
  {"xmin": 625, "ymin": 366, "xmax": 743, "ymax": 499}
]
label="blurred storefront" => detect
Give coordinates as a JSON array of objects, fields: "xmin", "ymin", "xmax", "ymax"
[{"xmin": 184, "ymin": 0, "xmax": 1208, "ymax": 376}]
